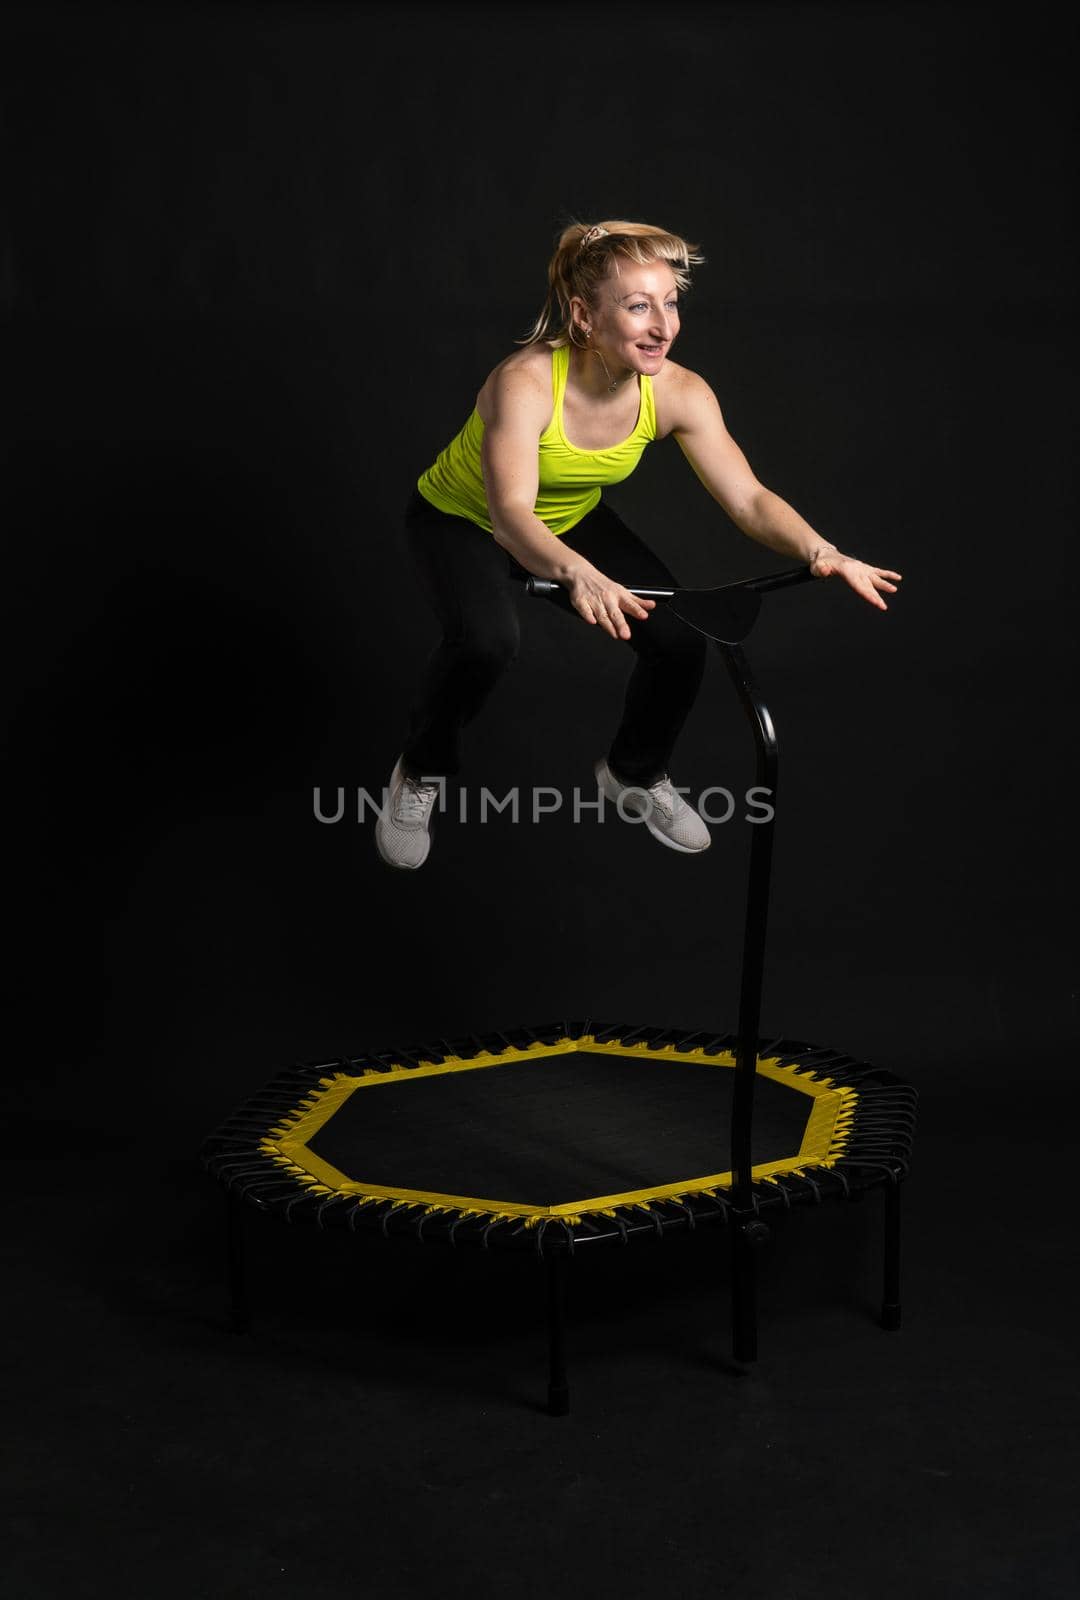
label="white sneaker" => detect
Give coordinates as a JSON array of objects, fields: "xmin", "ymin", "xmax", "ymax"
[
  {"xmin": 375, "ymin": 755, "xmax": 441, "ymax": 870},
  {"xmin": 594, "ymin": 757, "xmax": 711, "ymax": 854}
]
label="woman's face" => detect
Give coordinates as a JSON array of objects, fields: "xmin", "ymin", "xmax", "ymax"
[{"xmin": 573, "ymin": 260, "xmax": 681, "ymax": 376}]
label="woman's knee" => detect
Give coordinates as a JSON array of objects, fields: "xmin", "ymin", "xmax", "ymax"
[{"xmin": 456, "ymin": 618, "xmax": 520, "ymax": 677}]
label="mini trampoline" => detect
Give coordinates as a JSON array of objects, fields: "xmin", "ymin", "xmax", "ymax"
[{"xmin": 202, "ymin": 565, "xmax": 918, "ymax": 1414}]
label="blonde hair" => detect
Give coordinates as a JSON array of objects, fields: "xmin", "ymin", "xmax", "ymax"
[{"xmin": 515, "ymin": 217, "xmax": 705, "ymax": 349}]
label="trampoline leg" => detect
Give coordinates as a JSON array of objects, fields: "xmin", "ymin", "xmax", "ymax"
[
  {"xmin": 881, "ymin": 1179, "xmax": 902, "ymax": 1331},
  {"xmin": 546, "ymin": 1250, "xmax": 570, "ymax": 1417},
  {"xmin": 226, "ymin": 1190, "xmax": 250, "ymax": 1335},
  {"xmin": 731, "ymin": 1221, "xmax": 768, "ymax": 1365}
]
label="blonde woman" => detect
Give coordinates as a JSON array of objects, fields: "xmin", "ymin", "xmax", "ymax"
[{"xmin": 377, "ymin": 220, "xmax": 900, "ymax": 870}]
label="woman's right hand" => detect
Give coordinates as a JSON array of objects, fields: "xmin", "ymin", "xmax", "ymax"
[{"xmin": 566, "ymin": 564, "xmax": 655, "ymax": 641}]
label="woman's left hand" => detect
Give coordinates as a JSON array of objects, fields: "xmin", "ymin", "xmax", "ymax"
[{"xmin": 810, "ymin": 548, "xmax": 903, "ymax": 611}]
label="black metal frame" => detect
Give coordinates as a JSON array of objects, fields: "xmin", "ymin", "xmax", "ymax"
[
  {"xmin": 208, "ymin": 1020, "xmax": 915, "ymax": 1413},
  {"xmin": 719, "ymin": 570, "xmax": 819, "ymax": 1364},
  {"xmin": 583, "ymin": 565, "xmax": 910, "ymax": 1368}
]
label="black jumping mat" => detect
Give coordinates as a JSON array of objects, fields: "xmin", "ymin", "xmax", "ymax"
[{"xmin": 308, "ymin": 1052, "xmax": 811, "ymax": 1204}]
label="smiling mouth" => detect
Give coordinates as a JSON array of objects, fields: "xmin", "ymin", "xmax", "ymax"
[{"xmin": 637, "ymin": 343, "xmax": 665, "ymax": 352}]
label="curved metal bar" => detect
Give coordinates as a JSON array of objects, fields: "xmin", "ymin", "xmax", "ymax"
[{"xmin": 716, "ymin": 638, "xmax": 779, "ymax": 1214}]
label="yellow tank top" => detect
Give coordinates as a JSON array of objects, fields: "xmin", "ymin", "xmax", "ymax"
[{"xmin": 415, "ymin": 342, "xmax": 657, "ymax": 536}]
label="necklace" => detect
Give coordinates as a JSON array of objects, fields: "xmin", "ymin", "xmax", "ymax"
[
  {"xmin": 582, "ymin": 327, "xmax": 631, "ymax": 393},
  {"xmin": 596, "ymin": 352, "xmax": 625, "ymax": 394}
]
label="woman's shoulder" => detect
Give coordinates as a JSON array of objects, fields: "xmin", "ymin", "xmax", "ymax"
[
  {"xmin": 475, "ymin": 342, "xmax": 555, "ymax": 426},
  {"xmin": 651, "ymin": 358, "xmax": 713, "ymax": 441}
]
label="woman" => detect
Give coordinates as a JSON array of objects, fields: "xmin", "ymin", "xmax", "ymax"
[{"xmin": 376, "ymin": 219, "xmax": 901, "ymax": 870}]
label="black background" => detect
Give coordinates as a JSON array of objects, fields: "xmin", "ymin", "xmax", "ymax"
[{"xmin": 5, "ymin": 3, "xmax": 1078, "ymax": 1597}]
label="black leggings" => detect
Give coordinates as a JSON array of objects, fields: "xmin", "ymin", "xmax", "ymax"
[{"xmin": 399, "ymin": 485, "xmax": 707, "ymax": 786}]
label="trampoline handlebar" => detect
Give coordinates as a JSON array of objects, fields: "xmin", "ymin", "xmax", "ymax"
[
  {"xmin": 525, "ymin": 567, "xmax": 815, "ymax": 600},
  {"xmin": 526, "ymin": 579, "xmax": 671, "ymax": 598}
]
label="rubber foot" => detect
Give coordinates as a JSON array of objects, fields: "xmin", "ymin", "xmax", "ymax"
[{"xmin": 547, "ymin": 1386, "xmax": 570, "ymax": 1417}]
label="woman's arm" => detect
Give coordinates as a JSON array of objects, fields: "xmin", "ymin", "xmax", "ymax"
[
  {"xmin": 480, "ymin": 364, "xmax": 655, "ymax": 639},
  {"xmin": 670, "ymin": 369, "xmax": 902, "ymax": 610}
]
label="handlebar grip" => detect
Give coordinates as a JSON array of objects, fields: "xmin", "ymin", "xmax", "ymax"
[{"xmin": 526, "ymin": 578, "xmax": 676, "ymax": 599}]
